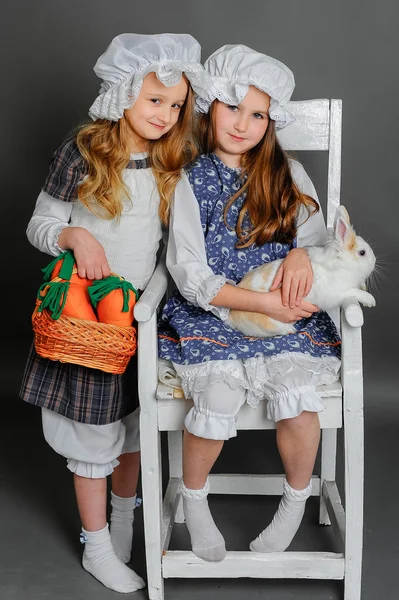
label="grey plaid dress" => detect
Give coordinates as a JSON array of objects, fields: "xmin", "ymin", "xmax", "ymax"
[{"xmin": 20, "ymin": 136, "xmax": 153, "ymax": 425}]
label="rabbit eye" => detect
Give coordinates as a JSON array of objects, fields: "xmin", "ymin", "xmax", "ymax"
[{"xmin": 359, "ymin": 250, "xmax": 366, "ymax": 256}]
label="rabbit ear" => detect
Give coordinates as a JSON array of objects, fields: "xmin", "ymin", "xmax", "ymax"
[
  {"xmin": 334, "ymin": 205, "xmax": 350, "ymax": 228},
  {"xmin": 334, "ymin": 217, "xmax": 351, "ymax": 246},
  {"xmin": 335, "ymin": 216, "xmax": 356, "ymax": 249}
]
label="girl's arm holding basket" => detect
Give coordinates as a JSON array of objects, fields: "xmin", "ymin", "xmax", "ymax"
[
  {"xmin": 27, "ymin": 189, "xmax": 110, "ymax": 280},
  {"xmin": 58, "ymin": 227, "xmax": 110, "ymax": 280}
]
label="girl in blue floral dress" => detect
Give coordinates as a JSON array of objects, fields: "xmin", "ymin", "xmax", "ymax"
[{"xmin": 158, "ymin": 44, "xmax": 341, "ymax": 561}]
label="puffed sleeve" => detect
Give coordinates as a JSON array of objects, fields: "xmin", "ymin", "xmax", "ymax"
[
  {"xmin": 290, "ymin": 159, "xmax": 327, "ymax": 248},
  {"xmin": 42, "ymin": 136, "xmax": 87, "ymax": 202},
  {"xmin": 167, "ymin": 173, "xmax": 231, "ymax": 320},
  {"xmin": 26, "ymin": 137, "xmax": 87, "ymax": 256},
  {"xmin": 26, "ymin": 191, "xmax": 73, "ymax": 256}
]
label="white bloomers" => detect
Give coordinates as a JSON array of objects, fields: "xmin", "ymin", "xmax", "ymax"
[
  {"xmin": 41, "ymin": 407, "xmax": 140, "ymax": 478},
  {"xmin": 173, "ymin": 354, "xmax": 340, "ymax": 440}
]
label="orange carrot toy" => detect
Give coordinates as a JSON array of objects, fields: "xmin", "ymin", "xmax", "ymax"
[
  {"xmin": 37, "ymin": 251, "xmax": 98, "ymax": 321},
  {"xmin": 88, "ymin": 277, "xmax": 138, "ymax": 327}
]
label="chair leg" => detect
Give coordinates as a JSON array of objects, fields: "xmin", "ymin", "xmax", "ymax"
[
  {"xmin": 341, "ymin": 322, "xmax": 364, "ymax": 600},
  {"xmin": 168, "ymin": 430, "xmax": 182, "ymax": 479},
  {"xmin": 141, "ymin": 430, "xmax": 164, "ymax": 600},
  {"xmin": 319, "ymin": 428, "xmax": 337, "ymax": 525},
  {"xmin": 138, "ymin": 317, "xmax": 164, "ymax": 600},
  {"xmin": 343, "ymin": 403, "xmax": 364, "ymax": 600},
  {"xmin": 167, "ymin": 431, "xmax": 185, "ymax": 523}
]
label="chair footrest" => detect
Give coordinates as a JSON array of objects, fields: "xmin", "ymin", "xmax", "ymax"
[{"xmin": 162, "ymin": 550, "xmax": 344, "ymax": 579}]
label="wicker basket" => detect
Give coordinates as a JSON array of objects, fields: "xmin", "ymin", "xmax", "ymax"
[{"xmin": 32, "ymin": 271, "xmax": 137, "ymax": 375}]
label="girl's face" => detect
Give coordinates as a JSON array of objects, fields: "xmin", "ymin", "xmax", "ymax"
[
  {"xmin": 213, "ymin": 86, "xmax": 271, "ymax": 168},
  {"xmin": 124, "ymin": 71, "xmax": 189, "ymax": 152}
]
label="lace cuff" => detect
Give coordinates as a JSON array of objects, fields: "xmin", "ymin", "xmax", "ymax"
[
  {"xmin": 266, "ymin": 386, "xmax": 325, "ymax": 422},
  {"xmin": 52, "ymin": 224, "xmax": 69, "ymax": 255},
  {"xmin": 283, "ymin": 478, "xmax": 313, "ymax": 500},
  {"xmin": 184, "ymin": 406, "xmax": 238, "ymax": 440},
  {"xmin": 196, "ymin": 275, "xmax": 233, "ymax": 320},
  {"xmin": 180, "ymin": 478, "xmax": 210, "ymax": 500},
  {"xmin": 67, "ymin": 458, "xmax": 120, "ymax": 478}
]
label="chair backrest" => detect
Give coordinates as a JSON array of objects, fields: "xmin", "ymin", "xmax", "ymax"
[{"xmin": 277, "ymin": 99, "xmax": 342, "ymax": 229}]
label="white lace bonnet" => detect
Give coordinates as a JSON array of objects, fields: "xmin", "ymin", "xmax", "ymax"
[
  {"xmin": 195, "ymin": 44, "xmax": 296, "ymax": 130},
  {"xmin": 89, "ymin": 33, "xmax": 205, "ymax": 121}
]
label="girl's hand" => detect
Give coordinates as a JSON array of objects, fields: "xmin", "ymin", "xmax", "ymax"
[
  {"xmin": 58, "ymin": 227, "xmax": 111, "ymax": 280},
  {"xmin": 270, "ymin": 248, "xmax": 313, "ymax": 308},
  {"xmin": 261, "ymin": 289, "xmax": 319, "ymax": 323}
]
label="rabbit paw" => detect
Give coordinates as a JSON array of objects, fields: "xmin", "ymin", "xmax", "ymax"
[{"xmin": 358, "ymin": 291, "xmax": 376, "ymax": 307}]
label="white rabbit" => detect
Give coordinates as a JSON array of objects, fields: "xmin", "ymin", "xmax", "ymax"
[{"xmin": 227, "ymin": 206, "xmax": 376, "ymax": 337}]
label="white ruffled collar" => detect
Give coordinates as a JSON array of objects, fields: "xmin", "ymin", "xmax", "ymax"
[{"xmin": 130, "ymin": 151, "xmax": 148, "ymax": 160}]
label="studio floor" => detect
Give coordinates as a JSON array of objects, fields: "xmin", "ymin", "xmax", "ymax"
[{"xmin": 2, "ymin": 348, "xmax": 398, "ymax": 600}]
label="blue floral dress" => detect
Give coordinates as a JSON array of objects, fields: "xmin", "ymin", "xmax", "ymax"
[{"xmin": 158, "ymin": 154, "xmax": 341, "ymax": 418}]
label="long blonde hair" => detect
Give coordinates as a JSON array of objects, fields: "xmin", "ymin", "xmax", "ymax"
[
  {"xmin": 196, "ymin": 102, "xmax": 319, "ymax": 248},
  {"xmin": 75, "ymin": 84, "xmax": 196, "ymax": 224}
]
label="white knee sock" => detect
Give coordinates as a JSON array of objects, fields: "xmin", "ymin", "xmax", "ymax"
[
  {"xmin": 110, "ymin": 492, "xmax": 140, "ymax": 564},
  {"xmin": 81, "ymin": 523, "xmax": 145, "ymax": 593},
  {"xmin": 181, "ymin": 479, "xmax": 226, "ymax": 562},
  {"xmin": 250, "ymin": 479, "xmax": 312, "ymax": 553}
]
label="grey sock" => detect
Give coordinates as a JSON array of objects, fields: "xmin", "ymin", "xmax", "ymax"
[
  {"xmin": 250, "ymin": 479, "xmax": 312, "ymax": 553},
  {"xmin": 181, "ymin": 479, "xmax": 226, "ymax": 562}
]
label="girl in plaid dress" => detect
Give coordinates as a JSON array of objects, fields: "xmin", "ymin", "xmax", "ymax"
[
  {"xmin": 20, "ymin": 33, "xmax": 204, "ymax": 593},
  {"xmin": 158, "ymin": 45, "xmax": 341, "ymax": 561}
]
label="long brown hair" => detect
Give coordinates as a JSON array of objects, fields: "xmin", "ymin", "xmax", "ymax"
[
  {"xmin": 75, "ymin": 84, "xmax": 196, "ymax": 224},
  {"xmin": 148, "ymin": 84, "xmax": 196, "ymax": 224},
  {"xmin": 196, "ymin": 102, "xmax": 319, "ymax": 248}
]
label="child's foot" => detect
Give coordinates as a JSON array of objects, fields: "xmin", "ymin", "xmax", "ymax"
[
  {"xmin": 81, "ymin": 524, "xmax": 145, "ymax": 593},
  {"xmin": 249, "ymin": 479, "xmax": 312, "ymax": 553},
  {"xmin": 110, "ymin": 492, "xmax": 138, "ymax": 564},
  {"xmin": 181, "ymin": 479, "xmax": 226, "ymax": 562}
]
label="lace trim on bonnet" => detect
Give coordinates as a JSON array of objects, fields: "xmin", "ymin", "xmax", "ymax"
[
  {"xmin": 195, "ymin": 83, "xmax": 295, "ymax": 130},
  {"xmin": 90, "ymin": 63, "xmax": 205, "ymax": 122}
]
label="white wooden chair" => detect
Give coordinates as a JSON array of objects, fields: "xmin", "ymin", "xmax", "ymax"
[{"xmin": 135, "ymin": 99, "xmax": 365, "ymax": 600}]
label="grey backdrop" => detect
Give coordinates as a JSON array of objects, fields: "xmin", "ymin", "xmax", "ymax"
[{"xmin": 2, "ymin": 1, "xmax": 398, "ymax": 599}]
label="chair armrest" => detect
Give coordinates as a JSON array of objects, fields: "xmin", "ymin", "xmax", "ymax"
[
  {"xmin": 340, "ymin": 297, "xmax": 364, "ymax": 328},
  {"xmin": 134, "ymin": 249, "xmax": 168, "ymax": 322}
]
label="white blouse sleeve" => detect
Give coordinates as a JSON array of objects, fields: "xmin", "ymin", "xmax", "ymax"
[
  {"xmin": 26, "ymin": 191, "xmax": 72, "ymax": 256},
  {"xmin": 167, "ymin": 173, "xmax": 231, "ymax": 320},
  {"xmin": 290, "ymin": 160, "xmax": 327, "ymax": 248}
]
